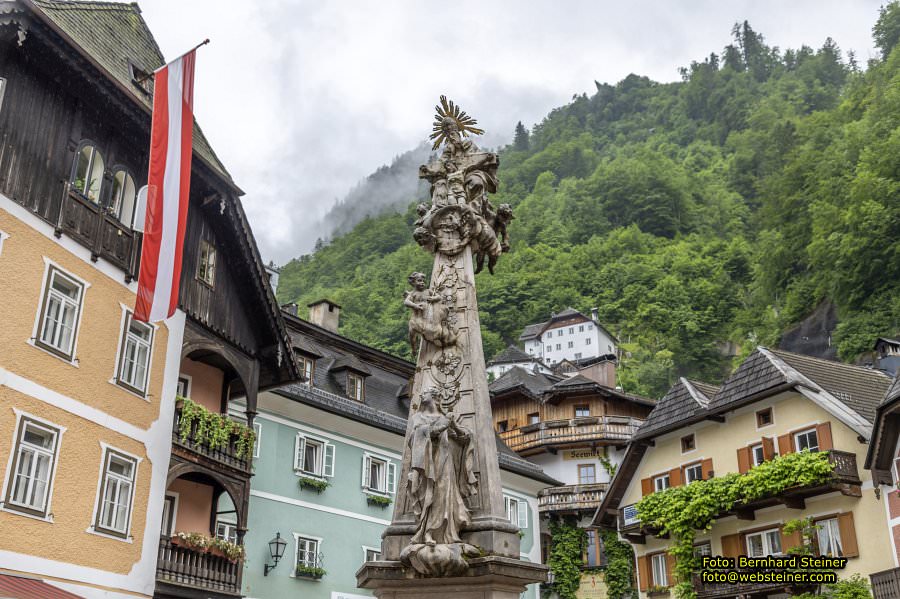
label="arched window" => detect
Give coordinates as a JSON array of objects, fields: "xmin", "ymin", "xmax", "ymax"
[
  {"xmin": 72, "ymin": 144, "xmax": 105, "ymax": 203},
  {"xmin": 110, "ymin": 169, "xmax": 137, "ymax": 226}
]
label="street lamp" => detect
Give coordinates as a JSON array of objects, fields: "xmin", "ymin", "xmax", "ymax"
[{"xmin": 263, "ymin": 532, "xmax": 288, "ymax": 576}]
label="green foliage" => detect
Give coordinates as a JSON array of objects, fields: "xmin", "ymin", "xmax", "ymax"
[
  {"xmin": 177, "ymin": 397, "xmax": 255, "ymax": 459},
  {"xmin": 547, "ymin": 521, "xmax": 586, "ymax": 599},
  {"xmin": 365, "ymin": 493, "xmax": 392, "ymax": 507},
  {"xmin": 600, "ymin": 529, "xmax": 635, "ymax": 599},
  {"xmin": 782, "ymin": 516, "xmax": 820, "ymax": 556},
  {"xmin": 295, "ymin": 564, "xmax": 327, "ymax": 579},
  {"xmin": 298, "ymin": 476, "xmax": 331, "ymax": 493},
  {"xmin": 793, "ymin": 574, "xmax": 872, "ymax": 598},
  {"xmin": 636, "ymin": 451, "xmax": 834, "ymax": 599},
  {"xmin": 172, "ymin": 532, "xmax": 245, "ymax": 561},
  {"xmin": 278, "ymin": 9, "xmax": 900, "ymax": 396}
]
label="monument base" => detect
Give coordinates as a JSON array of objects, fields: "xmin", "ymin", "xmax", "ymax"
[{"xmin": 357, "ymin": 556, "xmax": 547, "ymax": 599}]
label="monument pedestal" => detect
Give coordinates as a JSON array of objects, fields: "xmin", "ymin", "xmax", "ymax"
[{"xmin": 358, "ymin": 557, "xmax": 548, "ymax": 599}]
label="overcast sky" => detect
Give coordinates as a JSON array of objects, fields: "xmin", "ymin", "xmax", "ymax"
[{"xmin": 139, "ymin": 0, "xmax": 882, "ymax": 264}]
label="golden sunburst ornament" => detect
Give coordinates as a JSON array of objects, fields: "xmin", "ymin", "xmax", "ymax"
[{"xmin": 429, "ymin": 95, "xmax": 485, "ymax": 150}]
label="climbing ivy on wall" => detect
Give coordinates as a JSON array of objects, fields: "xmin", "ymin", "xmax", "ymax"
[
  {"xmin": 600, "ymin": 529, "xmax": 635, "ymax": 599},
  {"xmin": 636, "ymin": 450, "xmax": 834, "ymax": 599},
  {"xmin": 177, "ymin": 397, "xmax": 256, "ymax": 459},
  {"xmin": 547, "ymin": 520, "xmax": 586, "ymax": 599}
]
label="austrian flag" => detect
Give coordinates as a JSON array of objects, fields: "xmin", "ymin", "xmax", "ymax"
[{"xmin": 134, "ymin": 47, "xmax": 199, "ymax": 323}]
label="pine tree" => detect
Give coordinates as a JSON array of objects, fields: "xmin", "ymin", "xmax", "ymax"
[{"xmin": 512, "ymin": 121, "xmax": 530, "ymax": 152}]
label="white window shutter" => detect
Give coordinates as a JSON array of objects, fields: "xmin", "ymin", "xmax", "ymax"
[
  {"xmin": 503, "ymin": 496, "xmax": 511, "ymax": 522},
  {"xmin": 323, "ymin": 443, "xmax": 335, "ymax": 477},
  {"xmin": 517, "ymin": 500, "xmax": 528, "ymax": 529},
  {"xmin": 387, "ymin": 462, "xmax": 397, "ymax": 494},
  {"xmin": 295, "ymin": 435, "xmax": 306, "ymax": 471},
  {"xmin": 362, "ymin": 454, "xmax": 370, "ymax": 488}
]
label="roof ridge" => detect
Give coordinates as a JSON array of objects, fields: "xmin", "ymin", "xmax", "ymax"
[
  {"xmin": 680, "ymin": 377, "xmax": 709, "ymax": 408},
  {"xmin": 757, "ymin": 346, "xmax": 819, "ymax": 389},
  {"xmin": 771, "ymin": 346, "xmax": 892, "ymax": 378},
  {"xmin": 32, "ymin": 0, "xmax": 140, "ymax": 11}
]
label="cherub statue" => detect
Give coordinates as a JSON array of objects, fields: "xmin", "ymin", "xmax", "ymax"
[
  {"xmin": 473, "ymin": 203, "xmax": 515, "ymax": 275},
  {"xmin": 404, "ymin": 272, "xmax": 457, "ymax": 355}
]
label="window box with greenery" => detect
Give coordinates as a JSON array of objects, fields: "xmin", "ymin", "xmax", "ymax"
[
  {"xmin": 298, "ymin": 476, "xmax": 330, "ymax": 493},
  {"xmin": 366, "ymin": 493, "xmax": 392, "ymax": 507},
  {"xmin": 647, "ymin": 585, "xmax": 670, "ymax": 596},
  {"xmin": 175, "ymin": 397, "xmax": 256, "ymax": 460},
  {"xmin": 296, "ymin": 564, "xmax": 327, "ymax": 579},
  {"xmin": 171, "ymin": 532, "xmax": 245, "ymax": 562}
]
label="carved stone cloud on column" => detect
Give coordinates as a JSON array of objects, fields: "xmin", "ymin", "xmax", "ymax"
[{"xmin": 358, "ymin": 98, "xmax": 545, "ymax": 598}]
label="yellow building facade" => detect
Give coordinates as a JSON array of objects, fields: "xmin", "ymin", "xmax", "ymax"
[
  {"xmin": 596, "ymin": 348, "xmax": 895, "ymax": 599},
  {"xmin": 0, "ymin": 196, "xmax": 185, "ymax": 598}
]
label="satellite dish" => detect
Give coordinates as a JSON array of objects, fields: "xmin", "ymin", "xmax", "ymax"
[{"xmin": 133, "ymin": 185, "xmax": 148, "ymax": 232}]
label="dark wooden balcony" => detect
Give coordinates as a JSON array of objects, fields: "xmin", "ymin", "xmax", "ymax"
[
  {"xmin": 57, "ymin": 188, "xmax": 138, "ymax": 278},
  {"xmin": 618, "ymin": 451, "xmax": 862, "ymax": 541},
  {"xmin": 155, "ymin": 537, "xmax": 241, "ymax": 598},
  {"xmin": 871, "ymin": 566, "xmax": 900, "ymax": 599},
  {"xmin": 499, "ymin": 416, "xmax": 643, "ymax": 454},
  {"xmin": 538, "ymin": 482, "xmax": 608, "ymax": 514},
  {"xmin": 172, "ymin": 401, "xmax": 252, "ymax": 474}
]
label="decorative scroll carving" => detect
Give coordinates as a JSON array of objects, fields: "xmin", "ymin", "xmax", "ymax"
[{"xmin": 400, "ymin": 387, "xmax": 480, "ymax": 576}]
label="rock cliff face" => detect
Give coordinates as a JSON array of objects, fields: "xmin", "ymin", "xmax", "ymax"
[{"xmin": 779, "ymin": 301, "xmax": 839, "ymax": 361}]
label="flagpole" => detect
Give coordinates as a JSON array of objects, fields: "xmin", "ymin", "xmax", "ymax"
[{"xmin": 136, "ymin": 39, "xmax": 209, "ymax": 83}]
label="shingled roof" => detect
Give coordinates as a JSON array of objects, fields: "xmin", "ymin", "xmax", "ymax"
[
  {"xmin": 519, "ymin": 322, "xmax": 547, "ymax": 341},
  {"xmin": 489, "ymin": 366, "xmax": 561, "ymax": 399},
  {"xmin": 489, "ymin": 345, "xmax": 535, "ymax": 365},
  {"xmin": 27, "ymin": 0, "xmax": 233, "ymax": 184},
  {"xmin": 632, "ymin": 378, "xmax": 716, "ymax": 441}
]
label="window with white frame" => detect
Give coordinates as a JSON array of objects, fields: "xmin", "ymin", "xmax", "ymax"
[
  {"xmin": 116, "ymin": 312, "xmax": 153, "ymax": 394},
  {"xmin": 296, "ymin": 535, "xmax": 320, "ymax": 568},
  {"xmin": 4, "ymin": 417, "xmax": 60, "ymax": 517},
  {"xmin": 567, "ymin": 341, "xmax": 574, "ymax": 348},
  {"xmin": 546, "ymin": 345, "xmax": 552, "ymax": 353},
  {"xmin": 694, "ymin": 542, "xmax": 712, "ymax": 558},
  {"xmin": 751, "ymin": 443, "xmax": 765, "ymax": 467},
  {"xmin": 650, "ymin": 552, "xmax": 668, "ymax": 586},
  {"xmin": 253, "ymin": 422, "xmax": 261, "ymax": 459},
  {"xmin": 197, "ymin": 239, "xmax": 217, "ymax": 287},
  {"xmin": 298, "ymin": 354, "xmax": 315, "ymax": 385},
  {"xmin": 71, "ymin": 143, "xmax": 105, "ymax": 203},
  {"xmin": 555, "ymin": 343, "xmax": 561, "ymax": 350},
  {"xmin": 364, "ymin": 547, "xmax": 381, "ymax": 562},
  {"xmin": 504, "ymin": 495, "xmax": 527, "ymax": 529},
  {"xmin": 578, "ymin": 464, "xmax": 596, "ymax": 484},
  {"xmin": 95, "ymin": 449, "xmax": 137, "ymax": 537},
  {"xmin": 816, "ymin": 518, "xmax": 843, "ymax": 556},
  {"xmin": 585, "ymin": 337, "xmax": 592, "ymax": 345},
  {"xmin": 176, "ymin": 375, "xmax": 191, "ymax": 398},
  {"xmin": 216, "ymin": 520, "xmax": 238, "ymax": 544},
  {"xmin": 795, "ymin": 428, "xmax": 819, "ymax": 452},
  {"xmin": 579, "ymin": 325, "xmax": 584, "ymax": 332},
  {"xmin": 568, "ymin": 327, "xmax": 574, "ymax": 334},
  {"xmin": 653, "ymin": 473, "xmax": 670, "ymax": 492},
  {"xmin": 363, "ymin": 454, "xmax": 396, "ymax": 494},
  {"xmin": 161, "ymin": 493, "xmax": 177, "ymax": 536},
  {"xmin": 347, "ymin": 372, "xmax": 365, "ymax": 401},
  {"xmin": 294, "ymin": 434, "xmax": 334, "ymax": 478},
  {"xmin": 36, "ymin": 266, "xmax": 84, "ymax": 360},
  {"xmin": 110, "ymin": 169, "xmax": 137, "ymax": 226},
  {"xmin": 574, "ymin": 405, "xmax": 590, "ymax": 418},
  {"xmin": 683, "ymin": 463, "xmax": 703, "ymax": 483},
  {"xmin": 746, "ymin": 528, "xmax": 782, "ymax": 557}
]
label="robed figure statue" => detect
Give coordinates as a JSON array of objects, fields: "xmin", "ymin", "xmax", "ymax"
[{"xmin": 400, "ymin": 387, "xmax": 479, "ymax": 576}]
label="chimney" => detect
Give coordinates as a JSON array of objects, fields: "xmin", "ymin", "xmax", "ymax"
[
  {"xmin": 282, "ymin": 302, "xmax": 299, "ymax": 316},
  {"xmin": 308, "ymin": 299, "xmax": 341, "ymax": 332},
  {"xmin": 264, "ymin": 262, "xmax": 281, "ymax": 294},
  {"xmin": 590, "ymin": 307, "xmax": 599, "ymax": 322}
]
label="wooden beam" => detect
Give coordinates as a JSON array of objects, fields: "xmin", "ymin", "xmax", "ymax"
[
  {"xmin": 736, "ymin": 508, "xmax": 755, "ymax": 521},
  {"xmin": 783, "ymin": 496, "xmax": 805, "ymax": 510}
]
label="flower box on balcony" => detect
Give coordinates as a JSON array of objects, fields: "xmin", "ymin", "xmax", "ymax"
[
  {"xmin": 175, "ymin": 397, "xmax": 256, "ymax": 460},
  {"xmin": 296, "ymin": 565, "xmax": 326, "ymax": 580}
]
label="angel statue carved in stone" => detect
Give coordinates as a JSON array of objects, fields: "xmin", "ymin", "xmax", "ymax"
[
  {"xmin": 404, "ymin": 271, "xmax": 457, "ymax": 355},
  {"xmin": 400, "ymin": 387, "xmax": 479, "ymax": 576}
]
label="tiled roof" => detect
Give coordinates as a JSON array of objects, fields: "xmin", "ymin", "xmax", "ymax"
[
  {"xmin": 771, "ymin": 348, "xmax": 891, "ymax": 423},
  {"xmin": 709, "ymin": 349, "xmax": 788, "ymax": 411},
  {"xmin": 551, "ymin": 373, "xmax": 597, "ymax": 389},
  {"xmin": 29, "ymin": 0, "xmax": 233, "ymax": 183},
  {"xmin": 489, "ymin": 366, "xmax": 560, "ymax": 398},
  {"xmin": 633, "ymin": 378, "xmax": 714, "ymax": 441},
  {"xmin": 330, "ymin": 355, "xmax": 373, "ymax": 376},
  {"xmin": 519, "ymin": 321, "xmax": 547, "ymax": 341},
  {"xmin": 882, "ymin": 375, "xmax": 900, "ymax": 407},
  {"xmin": 489, "ymin": 345, "xmax": 535, "ymax": 365}
]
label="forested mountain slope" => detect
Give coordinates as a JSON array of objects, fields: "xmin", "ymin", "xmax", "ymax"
[{"xmin": 278, "ymin": 8, "xmax": 900, "ymax": 398}]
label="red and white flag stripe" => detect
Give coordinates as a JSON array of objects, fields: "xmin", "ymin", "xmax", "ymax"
[{"xmin": 134, "ymin": 49, "xmax": 197, "ymax": 322}]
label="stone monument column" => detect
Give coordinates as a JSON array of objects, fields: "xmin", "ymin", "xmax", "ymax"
[{"xmin": 357, "ymin": 98, "xmax": 547, "ymax": 598}]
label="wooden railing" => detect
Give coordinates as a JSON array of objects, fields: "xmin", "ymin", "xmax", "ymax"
[
  {"xmin": 156, "ymin": 537, "xmax": 241, "ymax": 595},
  {"xmin": 172, "ymin": 402, "xmax": 252, "ymax": 472},
  {"xmin": 57, "ymin": 189, "xmax": 137, "ymax": 277},
  {"xmin": 871, "ymin": 567, "xmax": 900, "ymax": 599},
  {"xmin": 538, "ymin": 482, "xmax": 608, "ymax": 513},
  {"xmin": 828, "ymin": 450, "xmax": 861, "ymax": 484},
  {"xmin": 499, "ymin": 416, "xmax": 643, "ymax": 453}
]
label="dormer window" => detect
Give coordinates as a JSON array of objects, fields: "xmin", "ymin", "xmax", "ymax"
[
  {"xmin": 347, "ymin": 372, "xmax": 364, "ymax": 401},
  {"xmin": 297, "ymin": 354, "xmax": 315, "ymax": 385},
  {"xmin": 128, "ymin": 60, "xmax": 153, "ymax": 95},
  {"xmin": 72, "ymin": 143, "xmax": 105, "ymax": 203}
]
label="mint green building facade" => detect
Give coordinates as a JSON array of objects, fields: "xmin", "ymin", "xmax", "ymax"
[{"xmin": 238, "ymin": 307, "xmax": 556, "ymax": 599}]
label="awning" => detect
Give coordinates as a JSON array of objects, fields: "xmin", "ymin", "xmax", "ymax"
[{"xmin": 0, "ymin": 574, "xmax": 84, "ymax": 599}]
